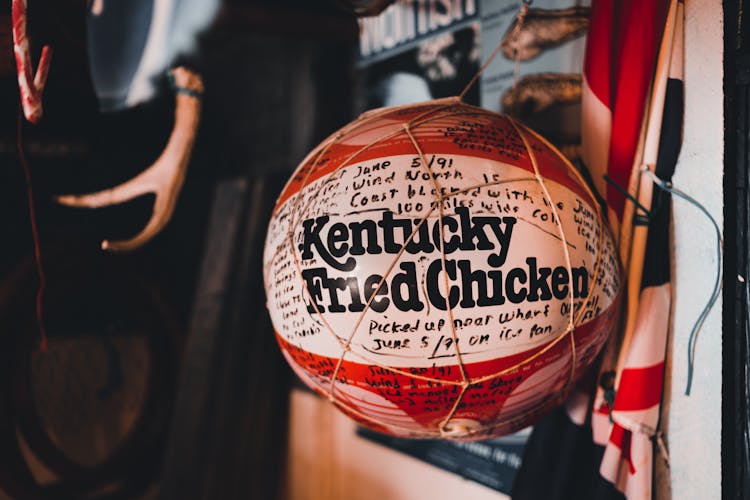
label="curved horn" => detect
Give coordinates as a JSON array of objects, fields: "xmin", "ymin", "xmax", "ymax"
[{"xmin": 57, "ymin": 66, "xmax": 204, "ymax": 252}]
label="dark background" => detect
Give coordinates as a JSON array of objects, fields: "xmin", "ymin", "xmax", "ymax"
[{"xmin": 0, "ymin": 1, "xmax": 357, "ymax": 498}]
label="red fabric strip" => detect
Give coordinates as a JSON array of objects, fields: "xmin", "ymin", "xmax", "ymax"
[
  {"xmin": 614, "ymin": 362, "xmax": 665, "ymax": 411},
  {"xmin": 605, "ymin": 0, "xmax": 671, "ymax": 220},
  {"xmin": 609, "ymin": 423, "xmax": 636, "ymax": 474}
]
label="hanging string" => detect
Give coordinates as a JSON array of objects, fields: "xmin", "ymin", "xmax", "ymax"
[
  {"xmin": 459, "ymin": 0, "xmax": 531, "ymax": 100},
  {"xmin": 640, "ymin": 167, "xmax": 723, "ymax": 396},
  {"xmin": 609, "ymin": 411, "xmax": 671, "ymax": 468},
  {"xmin": 17, "ymin": 106, "xmax": 48, "ymax": 353},
  {"xmin": 272, "ymin": 0, "xmax": 614, "ymax": 438},
  {"xmin": 511, "ymin": 2, "xmax": 533, "ymax": 88}
]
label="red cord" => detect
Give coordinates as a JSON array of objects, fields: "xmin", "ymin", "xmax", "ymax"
[{"xmin": 17, "ymin": 107, "xmax": 48, "ymax": 352}]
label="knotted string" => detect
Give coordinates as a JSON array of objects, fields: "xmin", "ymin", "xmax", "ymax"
[{"xmin": 610, "ymin": 412, "xmax": 672, "ymax": 468}]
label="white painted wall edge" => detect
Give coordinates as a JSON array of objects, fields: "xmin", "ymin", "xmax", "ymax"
[{"xmin": 666, "ymin": 0, "xmax": 724, "ymax": 498}]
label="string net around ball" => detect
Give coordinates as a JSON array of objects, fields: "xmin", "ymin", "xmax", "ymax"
[{"xmin": 265, "ymin": 97, "xmax": 608, "ymax": 439}]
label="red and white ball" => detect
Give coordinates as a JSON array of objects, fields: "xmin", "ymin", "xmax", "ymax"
[{"xmin": 264, "ymin": 99, "xmax": 621, "ymax": 440}]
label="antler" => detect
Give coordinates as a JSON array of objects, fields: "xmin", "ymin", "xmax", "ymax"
[
  {"xmin": 12, "ymin": 0, "xmax": 53, "ymax": 123},
  {"xmin": 57, "ymin": 67, "xmax": 204, "ymax": 252}
]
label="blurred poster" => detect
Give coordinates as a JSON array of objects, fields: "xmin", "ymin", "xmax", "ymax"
[
  {"xmin": 357, "ymin": 0, "xmax": 589, "ymax": 158},
  {"xmin": 357, "ymin": 1, "xmax": 481, "ymax": 107}
]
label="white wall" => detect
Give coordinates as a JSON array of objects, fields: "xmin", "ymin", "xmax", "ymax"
[
  {"xmin": 285, "ymin": 389, "xmax": 508, "ymax": 500},
  {"xmin": 665, "ymin": 0, "xmax": 724, "ymax": 498}
]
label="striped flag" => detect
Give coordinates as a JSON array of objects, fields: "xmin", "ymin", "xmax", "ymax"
[
  {"xmin": 600, "ymin": 1, "xmax": 683, "ymax": 496},
  {"xmin": 513, "ymin": 0, "xmax": 683, "ymax": 498}
]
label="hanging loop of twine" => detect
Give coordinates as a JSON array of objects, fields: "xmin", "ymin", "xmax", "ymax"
[
  {"xmin": 459, "ymin": 0, "xmax": 532, "ymax": 100},
  {"xmin": 512, "ymin": 1, "xmax": 533, "ymax": 88}
]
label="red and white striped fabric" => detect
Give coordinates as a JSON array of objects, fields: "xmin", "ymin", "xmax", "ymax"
[
  {"xmin": 513, "ymin": 1, "xmax": 684, "ymax": 499},
  {"xmin": 581, "ymin": 0, "xmax": 671, "ymax": 245},
  {"xmin": 587, "ymin": 0, "xmax": 684, "ymax": 498}
]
